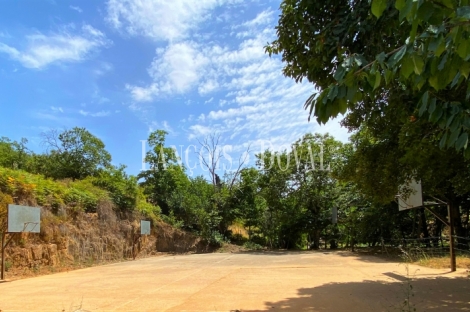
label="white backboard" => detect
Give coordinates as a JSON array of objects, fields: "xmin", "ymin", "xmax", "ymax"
[
  {"xmin": 7, "ymin": 205, "xmax": 41, "ymax": 233},
  {"xmin": 398, "ymin": 180, "xmax": 423, "ymax": 211},
  {"xmin": 140, "ymin": 220, "xmax": 151, "ymax": 235}
]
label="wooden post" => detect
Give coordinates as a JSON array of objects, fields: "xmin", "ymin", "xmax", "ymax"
[
  {"xmin": 1, "ymin": 231, "xmax": 5, "ymax": 280},
  {"xmin": 447, "ymin": 204, "xmax": 457, "ymax": 272}
]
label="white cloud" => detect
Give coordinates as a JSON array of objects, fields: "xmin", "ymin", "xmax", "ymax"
[
  {"xmin": 148, "ymin": 42, "xmax": 208, "ymax": 93},
  {"xmin": 199, "ymin": 80, "xmax": 219, "ymax": 95},
  {"xmin": 188, "ymin": 124, "xmax": 212, "ymax": 140},
  {"xmin": 0, "ymin": 25, "xmax": 110, "ymax": 69},
  {"xmin": 127, "ymin": 41, "xmax": 211, "ymax": 101},
  {"xmin": 241, "ymin": 9, "xmax": 274, "ymax": 28},
  {"xmin": 50, "ymin": 106, "xmax": 63, "ymax": 113},
  {"xmin": 182, "ymin": 14, "xmax": 350, "ymax": 147},
  {"xmin": 148, "ymin": 120, "xmax": 173, "ymax": 133},
  {"xmin": 69, "ymin": 5, "xmax": 83, "ymax": 13},
  {"xmin": 79, "ymin": 110, "xmax": 111, "ymax": 117},
  {"xmin": 94, "ymin": 61, "xmax": 113, "ymax": 76},
  {"xmin": 106, "ymin": 0, "xmax": 239, "ymax": 42},
  {"xmin": 117, "ymin": 1, "xmax": 349, "ymax": 153},
  {"xmin": 126, "ymin": 83, "xmax": 158, "ymax": 102}
]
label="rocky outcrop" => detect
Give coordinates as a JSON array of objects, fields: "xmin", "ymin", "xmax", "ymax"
[
  {"xmin": 154, "ymin": 221, "xmax": 212, "ymax": 253},
  {"xmin": 3, "ymin": 208, "xmax": 211, "ymax": 275}
]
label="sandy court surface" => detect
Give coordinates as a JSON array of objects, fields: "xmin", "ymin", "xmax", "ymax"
[{"xmin": 0, "ymin": 251, "xmax": 468, "ymax": 311}]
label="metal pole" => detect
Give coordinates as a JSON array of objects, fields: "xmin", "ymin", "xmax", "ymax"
[
  {"xmin": 447, "ymin": 204, "xmax": 456, "ymax": 272},
  {"xmin": 1, "ymin": 231, "xmax": 5, "ymax": 280}
]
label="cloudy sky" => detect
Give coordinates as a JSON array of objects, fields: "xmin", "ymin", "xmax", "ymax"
[{"xmin": 0, "ymin": 0, "xmax": 349, "ymax": 176}]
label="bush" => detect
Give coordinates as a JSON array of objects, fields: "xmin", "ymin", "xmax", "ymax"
[
  {"xmin": 209, "ymin": 231, "xmax": 230, "ymax": 247},
  {"xmin": 243, "ymin": 241, "xmax": 264, "ymax": 250}
]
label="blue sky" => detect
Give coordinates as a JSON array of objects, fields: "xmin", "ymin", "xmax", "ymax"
[{"xmin": 0, "ymin": 0, "xmax": 349, "ymax": 176}]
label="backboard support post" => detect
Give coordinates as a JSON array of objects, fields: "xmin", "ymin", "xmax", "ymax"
[
  {"xmin": 448, "ymin": 204, "xmax": 457, "ymax": 272},
  {"xmin": 1, "ymin": 232, "xmax": 19, "ymax": 281},
  {"xmin": 1, "ymin": 231, "xmax": 5, "ymax": 281}
]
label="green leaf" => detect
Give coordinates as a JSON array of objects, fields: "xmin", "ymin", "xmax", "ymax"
[
  {"xmin": 429, "ymin": 75, "xmax": 440, "ymax": 90},
  {"xmin": 367, "ymin": 72, "xmax": 375, "ymax": 88},
  {"xmin": 376, "ymin": 52, "xmax": 387, "ymax": 64},
  {"xmin": 439, "ymin": 131, "xmax": 448, "ymax": 149},
  {"xmin": 440, "ymin": 0, "xmax": 454, "ymax": 9},
  {"xmin": 371, "ymin": 0, "xmax": 388, "ymax": 19},
  {"xmin": 395, "ymin": 0, "xmax": 405, "ymax": 10},
  {"xmin": 428, "ymin": 97, "xmax": 437, "ymax": 115},
  {"xmin": 447, "ymin": 129, "xmax": 461, "ymax": 148},
  {"xmin": 457, "ymin": 39, "xmax": 470, "ymax": 61},
  {"xmin": 417, "ymin": 2, "xmax": 435, "ymax": 22},
  {"xmin": 438, "ymin": 53, "xmax": 448, "ymax": 71},
  {"xmin": 461, "ymin": 62, "xmax": 470, "ymax": 79},
  {"xmin": 456, "ymin": 133, "xmax": 469, "ymax": 150},
  {"xmin": 451, "ymin": 72, "xmax": 461, "ymax": 89},
  {"xmin": 435, "ymin": 40, "xmax": 446, "ymax": 57},
  {"xmin": 346, "ymin": 86, "xmax": 358, "ymax": 102},
  {"xmin": 409, "ymin": 18, "xmax": 419, "ymax": 42},
  {"xmin": 446, "ymin": 113, "xmax": 456, "ymax": 128},
  {"xmin": 338, "ymin": 98, "xmax": 348, "ymax": 114},
  {"xmin": 456, "ymin": 6, "xmax": 470, "ymax": 18},
  {"xmin": 354, "ymin": 55, "xmax": 368, "ymax": 67},
  {"xmin": 429, "ymin": 103, "xmax": 442, "ymax": 122},
  {"xmin": 373, "ymin": 72, "xmax": 381, "ymax": 90},
  {"xmin": 400, "ymin": 57, "xmax": 414, "ymax": 78},
  {"xmin": 388, "ymin": 46, "xmax": 407, "ymax": 67},
  {"xmin": 412, "ymin": 55, "xmax": 424, "ymax": 75},
  {"xmin": 384, "ymin": 69, "xmax": 393, "ymax": 84},
  {"xmin": 464, "ymin": 146, "xmax": 470, "ymax": 158},
  {"xmin": 419, "ymin": 92, "xmax": 429, "ymax": 116},
  {"xmin": 398, "ymin": 0, "xmax": 414, "ymax": 21},
  {"xmin": 334, "ymin": 66, "xmax": 346, "ymax": 82},
  {"xmin": 327, "ymin": 85, "xmax": 338, "ymax": 101}
]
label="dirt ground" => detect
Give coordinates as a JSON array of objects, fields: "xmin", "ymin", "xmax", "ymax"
[{"xmin": 0, "ymin": 251, "xmax": 468, "ymax": 311}]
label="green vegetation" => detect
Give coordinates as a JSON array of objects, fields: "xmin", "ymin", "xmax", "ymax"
[
  {"xmin": 266, "ymin": 0, "xmax": 470, "ymax": 156},
  {"xmin": 0, "ymin": 1, "xmax": 469, "ymax": 258},
  {"xmin": 0, "ymin": 128, "xmax": 160, "ymax": 227}
]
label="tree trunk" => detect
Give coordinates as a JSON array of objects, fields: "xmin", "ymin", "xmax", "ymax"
[
  {"xmin": 450, "ymin": 201, "xmax": 467, "ymax": 250},
  {"xmin": 419, "ymin": 208, "xmax": 431, "ymax": 247},
  {"xmin": 310, "ymin": 230, "xmax": 321, "ymax": 250}
]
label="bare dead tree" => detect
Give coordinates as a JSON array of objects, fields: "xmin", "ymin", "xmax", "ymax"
[
  {"xmin": 197, "ymin": 133, "xmax": 251, "ymax": 192},
  {"xmin": 40, "ymin": 129, "xmax": 62, "ymax": 153},
  {"xmin": 226, "ymin": 145, "xmax": 251, "ymax": 192},
  {"xmin": 198, "ymin": 133, "xmax": 223, "ymax": 190}
]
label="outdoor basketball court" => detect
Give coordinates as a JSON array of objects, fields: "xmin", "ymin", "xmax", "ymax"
[{"xmin": 0, "ymin": 251, "xmax": 468, "ymax": 311}]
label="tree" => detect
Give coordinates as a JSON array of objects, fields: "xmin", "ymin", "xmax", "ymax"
[
  {"xmin": 0, "ymin": 137, "xmax": 31, "ymax": 170},
  {"xmin": 138, "ymin": 130, "xmax": 188, "ymax": 216},
  {"xmin": 237, "ymin": 168, "xmax": 265, "ymax": 240},
  {"xmin": 197, "ymin": 132, "xmax": 251, "ymax": 237},
  {"xmin": 267, "ymin": 0, "xmax": 470, "ymax": 155},
  {"xmin": 41, "ymin": 128, "xmax": 111, "ymax": 180},
  {"xmin": 253, "ymin": 133, "xmax": 343, "ymax": 249},
  {"xmin": 92, "ymin": 165, "xmax": 139, "ymax": 212}
]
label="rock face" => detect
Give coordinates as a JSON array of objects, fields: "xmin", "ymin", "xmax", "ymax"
[
  {"xmin": 154, "ymin": 222, "xmax": 212, "ymax": 253},
  {"xmin": 3, "ymin": 209, "xmax": 210, "ymax": 273}
]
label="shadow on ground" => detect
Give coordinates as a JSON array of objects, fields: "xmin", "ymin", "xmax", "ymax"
[
  {"xmin": 244, "ymin": 276, "xmax": 470, "ymax": 311},
  {"xmin": 234, "ymin": 249, "xmax": 402, "ymax": 263}
]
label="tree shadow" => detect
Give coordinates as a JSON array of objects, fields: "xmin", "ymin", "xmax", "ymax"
[
  {"xmin": 233, "ymin": 250, "xmax": 404, "ymax": 263},
  {"xmin": 244, "ymin": 276, "xmax": 470, "ymax": 311}
]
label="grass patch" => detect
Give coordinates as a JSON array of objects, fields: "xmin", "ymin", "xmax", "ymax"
[{"xmin": 413, "ymin": 255, "xmax": 470, "ymax": 270}]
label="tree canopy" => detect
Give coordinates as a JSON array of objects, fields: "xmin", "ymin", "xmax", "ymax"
[{"xmin": 266, "ymin": 0, "xmax": 470, "ymax": 155}]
